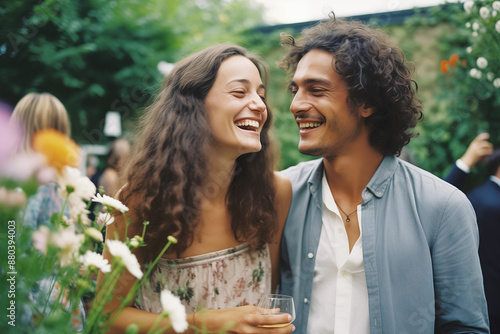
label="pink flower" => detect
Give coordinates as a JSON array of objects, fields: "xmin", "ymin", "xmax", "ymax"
[
  {"xmin": 32, "ymin": 226, "xmax": 51, "ymax": 254},
  {"xmin": 1, "ymin": 153, "xmax": 45, "ymax": 182},
  {"xmin": 0, "ymin": 187, "xmax": 27, "ymax": 207}
]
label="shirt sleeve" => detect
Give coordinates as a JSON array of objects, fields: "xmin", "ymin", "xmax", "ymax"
[
  {"xmin": 431, "ymin": 189, "xmax": 489, "ymax": 333},
  {"xmin": 23, "ymin": 184, "xmax": 65, "ymax": 230},
  {"xmin": 443, "ymin": 163, "xmax": 470, "ymax": 190}
]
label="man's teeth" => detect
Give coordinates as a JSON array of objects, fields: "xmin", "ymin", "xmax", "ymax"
[
  {"xmin": 299, "ymin": 122, "xmax": 322, "ymax": 129},
  {"xmin": 235, "ymin": 120, "xmax": 259, "ymax": 129}
]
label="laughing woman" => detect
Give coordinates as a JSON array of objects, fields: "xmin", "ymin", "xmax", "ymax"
[{"xmin": 98, "ymin": 44, "xmax": 294, "ymax": 334}]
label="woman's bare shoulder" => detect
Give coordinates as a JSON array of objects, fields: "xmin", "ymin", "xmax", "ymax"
[{"xmin": 273, "ymin": 171, "xmax": 292, "ymax": 227}]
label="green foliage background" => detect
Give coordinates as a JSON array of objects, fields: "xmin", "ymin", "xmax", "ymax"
[
  {"xmin": 2, "ymin": 0, "xmax": 500, "ymax": 187},
  {"xmin": 0, "ymin": 0, "xmax": 265, "ymax": 146},
  {"xmin": 402, "ymin": 3, "xmax": 500, "ymax": 189}
]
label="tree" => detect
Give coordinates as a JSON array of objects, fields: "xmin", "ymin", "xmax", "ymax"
[
  {"xmin": 0, "ymin": 0, "xmax": 265, "ymax": 146},
  {"xmin": 407, "ymin": 2, "xmax": 500, "ymax": 186}
]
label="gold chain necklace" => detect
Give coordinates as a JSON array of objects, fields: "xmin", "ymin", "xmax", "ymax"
[{"xmin": 336, "ymin": 202, "xmax": 362, "ymax": 223}]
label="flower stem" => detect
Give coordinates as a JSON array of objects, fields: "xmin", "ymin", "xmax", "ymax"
[
  {"xmin": 109, "ymin": 238, "xmax": 175, "ymax": 324},
  {"xmin": 123, "ymin": 213, "xmax": 130, "ymax": 241},
  {"xmin": 146, "ymin": 312, "xmax": 167, "ymax": 334},
  {"xmin": 85, "ymin": 264, "xmax": 124, "ymax": 333}
]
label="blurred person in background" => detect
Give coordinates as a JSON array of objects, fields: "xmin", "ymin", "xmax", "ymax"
[
  {"xmin": 9, "ymin": 92, "xmax": 86, "ymax": 330},
  {"xmin": 445, "ymin": 133, "xmax": 500, "ymax": 333},
  {"xmin": 98, "ymin": 138, "xmax": 130, "ymax": 197},
  {"xmin": 86, "ymin": 154, "xmax": 99, "ymax": 181},
  {"xmin": 10, "ymin": 92, "xmax": 71, "ymax": 229},
  {"xmin": 445, "ymin": 132, "xmax": 493, "ymax": 188}
]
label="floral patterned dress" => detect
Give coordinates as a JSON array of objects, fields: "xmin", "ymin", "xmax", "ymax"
[{"xmin": 135, "ymin": 244, "xmax": 271, "ymax": 314}]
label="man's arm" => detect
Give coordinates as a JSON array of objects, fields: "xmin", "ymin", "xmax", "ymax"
[
  {"xmin": 444, "ymin": 133, "xmax": 493, "ymax": 190},
  {"xmin": 431, "ymin": 189, "xmax": 489, "ymax": 333}
]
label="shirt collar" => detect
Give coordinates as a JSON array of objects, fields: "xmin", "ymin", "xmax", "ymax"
[
  {"xmin": 306, "ymin": 159, "xmax": 324, "ymax": 210},
  {"xmin": 306, "ymin": 156, "xmax": 397, "ymax": 201},
  {"xmin": 306, "ymin": 159, "xmax": 324, "ymax": 190},
  {"xmin": 490, "ymin": 175, "xmax": 500, "ymax": 188},
  {"xmin": 365, "ymin": 155, "xmax": 398, "ymax": 199}
]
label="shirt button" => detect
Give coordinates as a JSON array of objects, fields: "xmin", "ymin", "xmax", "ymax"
[
  {"xmin": 341, "ymin": 270, "xmax": 350, "ymax": 277},
  {"xmin": 307, "ymin": 252, "xmax": 314, "ymax": 259},
  {"xmin": 337, "ymin": 227, "xmax": 343, "ymax": 234},
  {"xmin": 304, "ymin": 298, "xmax": 309, "ymax": 304}
]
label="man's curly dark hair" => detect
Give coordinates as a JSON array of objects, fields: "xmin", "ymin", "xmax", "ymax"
[{"xmin": 280, "ymin": 14, "xmax": 423, "ymax": 156}]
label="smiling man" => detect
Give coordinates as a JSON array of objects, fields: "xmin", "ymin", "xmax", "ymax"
[{"xmin": 278, "ymin": 15, "xmax": 489, "ymax": 334}]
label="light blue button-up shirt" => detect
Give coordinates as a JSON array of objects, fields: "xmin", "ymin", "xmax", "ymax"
[{"xmin": 280, "ymin": 156, "xmax": 489, "ymax": 333}]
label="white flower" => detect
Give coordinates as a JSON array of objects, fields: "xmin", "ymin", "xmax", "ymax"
[
  {"xmin": 487, "ymin": 72, "xmax": 495, "ymax": 81},
  {"xmin": 466, "ymin": 46, "xmax": 473, "ymax": 53},
  {"xmin": 472, "ymin": 22, "xmax": 480, "ymax": 31},
  {"xmin": 480, "ymin": 7, "xmax": 490, "ymax": 20},
  {"xmin": 493, "ymin": 10, "xmax": 498, "ymax": 17},
  {"xmin": 52, "ymin": 225, "xmax": 85, "ymax": 266},
  {"xmin": 464, "ymin": 0, "xmax": 474, "ymax": 13},
  {"xmin": 85, "ymin": 227, "xmax": 103, "ymax": 242},
  {"xmin": 92, "ymin": 193, "xmax": 129, "ymax": 213},
  {"xmin": 476, "ymin": 57, "xmax": 488, "ymax": 69},
  {"xmin": 68, "ymin": 195, "xmax": 91, "ymax": 225},
  {"xmin": 470, "ymin": 68, "xmax": 482, "ymax": 79},
  {"xmin": 97, "ymin": 212, "xmax": 115, "ymax": 226},
  {"xmin": 472, "ymin": 31, "xmax": 478, "ymax": 37},
  {"xmin": 494, "ymin": 78, "xmax": 500, "ymax": 88},
  {"xmin": 493, "ymin": 1, "xmax": 500, "ymax": 11},
  {"xmin": 58, "ymin": 166, "xmax": 96, "ymax": 201},
  {"xmin": 496, "ymin": 20, "xmax": 500, "ymax": 33},
  {"xmin": 465, "ymin": 22, "xmax": 471, "ymax": 28},
  {"xmin": 106, "ymin": 239, "xmax": 143, "ymax": 279},
  {"xmin": 80, "ymin": 250, "xmax": 111, "ymax": 273},
  {"xmin": 160, "ymin": 290, "xmax": 188, "ymax": 333},
  {"xmin": 57, "ymin": 167, "xmax": 96, "ymax": 224}
]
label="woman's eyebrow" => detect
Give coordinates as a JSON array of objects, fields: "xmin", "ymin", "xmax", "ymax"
[{"xmin": 227, "ymin": 79, "xmax": 265, "ymax": 91}]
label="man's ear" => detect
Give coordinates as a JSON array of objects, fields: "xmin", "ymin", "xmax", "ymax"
[{"xmin": 360, "ymin": 104, "xmax": 375, "ymax": 118}]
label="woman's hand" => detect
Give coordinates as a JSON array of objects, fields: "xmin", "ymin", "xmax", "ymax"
[{"xmin": 195, "ymin": 305, "xmax": 295, "ymax": 333}]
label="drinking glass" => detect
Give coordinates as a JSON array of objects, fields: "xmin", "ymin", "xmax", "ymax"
[{"xmin": 257, "ymin": 294, "xmax": 295, "ymax": 328}]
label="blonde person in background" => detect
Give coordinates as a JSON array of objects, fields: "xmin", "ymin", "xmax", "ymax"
[
  {"xmin": 9, "ymin": 92, "xmax": 86, "ymax": 331},
  {"xmin": 98, "ymin": 44, "xmax": 294, "ymax": 333},
  {"xmin": 10, "ymin": 92, "xmax": 72, "ymax": 229}
]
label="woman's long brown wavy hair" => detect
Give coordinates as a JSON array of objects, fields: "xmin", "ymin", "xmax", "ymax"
[
  {"xmin": 119, "ymin": 44, "xmax": 276, "ymax": 258},
  {"xmin": 280, "ymin": 14, "xmax": 423, "ymax": 156}
]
